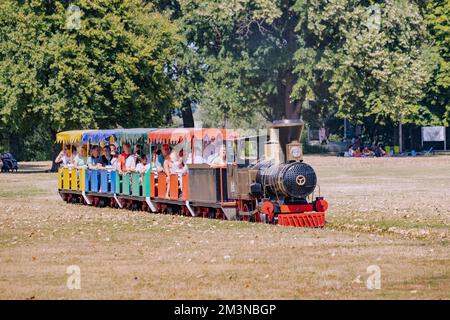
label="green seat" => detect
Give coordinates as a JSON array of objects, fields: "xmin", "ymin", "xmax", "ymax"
[
  {"xmin": 122, "ymin": 174, "xmax": 130, "ymax": 195},
  {"xmin": 132, "ymin": 173, "xmax": 141, "ymax": 196},
  {"xmin": 143, "ymin": 171, "xmax": 151, "ymax": 197}
]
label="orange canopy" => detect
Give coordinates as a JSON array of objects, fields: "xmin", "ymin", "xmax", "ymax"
[{"xmin": 147, "ymin": 128, "xmax": 240, "ymax": 144}]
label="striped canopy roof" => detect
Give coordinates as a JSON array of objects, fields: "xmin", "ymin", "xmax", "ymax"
[{"xmin": 56, "ymin": 130, "xmax": 95, "ymax": 144}]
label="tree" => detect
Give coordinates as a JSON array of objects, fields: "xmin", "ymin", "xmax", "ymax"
[
  {"xmin": 293, "ymin": 0, "xmax": 434, "ymax": 151},
  {"xmin": 177, "ymin": 0, "xmax": 304, "ymax": 127},
  {"xmin": 423, "ymin": 0, "xmax": 450, "ymax": 125},
  {"xmin": 0, "ymin": 0, "xmax": 179, "ymax": 163}
]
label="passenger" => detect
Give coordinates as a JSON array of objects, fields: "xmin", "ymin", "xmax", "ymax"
[
  {"xmin": 101, "ymin": 145, "xmax": 112, "ymax": 166},
  {"xmin": 177, "ymin": 149, "xmax": 188, "ymax": 175},
  {"xmin": 117, "ymin": 142, "xmax": 131, "ymax": 174},
  {"xmin": 125, "ymin": 145, "xmax": 140, "ymax": 172},
  {"xmin": 210, "ymin": 145, "xmax": 227, "ymax": 167},
  {"xmin": 69, "ymin": 146, "xmax": 78, "ymax": 166},
  {"xmin": 135, "ymin": 155, "xmax": 151, "ymax": 174},
  {"xmin": 110, "ymin": 148, "xmax": 118, "ymax": 169},
  {"xmin": 87, "ymin": 145, "xmax": 103, "ymax": 169},
  {"xmin": 159, "ymin": 143, "xmax": 171, "ymax": 166},
  {"xmin": 163, "ymin": 151, "xmax": 176, "ymax": 198},
  {"xmin": 55, "ymin": 144, "xmax": 73, "ymax": 167},
  {"xmin": 151, "ymin": 146, "xmax": 163, "ymax": 174},
  {"xmin": 74, "ymin": 145, "xmax": 88, "ymax": 167}
]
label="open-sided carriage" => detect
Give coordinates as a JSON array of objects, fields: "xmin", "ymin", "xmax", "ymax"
[{"xmin": 56, "ymin": 120, "xmax": 328, "ymax": 227}]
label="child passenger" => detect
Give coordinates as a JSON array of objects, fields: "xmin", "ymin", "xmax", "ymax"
[{"xmin": 135, "ymin": 155, "xmax": 151, "ymax": 174}]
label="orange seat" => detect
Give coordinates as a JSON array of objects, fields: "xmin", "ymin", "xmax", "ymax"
[
  {"xmin": 169, "ymin": 174, "xmax": 179, "ymax": 200},
  {"xmin": 157, "ymin": 172, "xmax": 167, "ymax": 198},
  {"xmin": 182, "ymin": 175, "xmax": 189, "ymax": 200}
]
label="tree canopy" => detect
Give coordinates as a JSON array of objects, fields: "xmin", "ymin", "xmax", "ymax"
[
  {"xmin": 0, "ymin": 0, "xmax": 448, "ymax": 159},
  {"xmin": 0, "ymin": 0, "xmax": 180, "ymax": 140}
]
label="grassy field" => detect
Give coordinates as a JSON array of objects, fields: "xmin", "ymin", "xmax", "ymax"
[{"xmin": 0, "ymin": 156, "xmax": 449, "ymax": 299}]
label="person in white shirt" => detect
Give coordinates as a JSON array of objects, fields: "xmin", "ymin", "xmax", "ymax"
[
  {"xmin": 135, "ymin": 155, "xmax": 151, "ymax": 174},
  {"xmin": 210, "ymin": 145, "xmax": 227, "ymax": 167},
  {"xmin": 125, "ymin": 153, "xmax": 136, "ymax": 172},
  {"xmin": 55, "ymin": 144, "xmax": 73, "ymax": 167},
  {"xmin": 344, "ymin": 145, "xmax": 354, "ymax": 157}
]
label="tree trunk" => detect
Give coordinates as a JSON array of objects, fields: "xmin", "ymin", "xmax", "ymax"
[
  {"xmin": 181, "ymin": 101, "xmax": 195, "ymax": 128},
  {"xmin": 283, "ymin": 70, "xmax": 303, "ymax": 119},
  {"xmin": 50, "ymin": 129, "xmax": 60, "ymax": 172},
  {"xmin": 399, "ymin": 122, "xmax": 403, "ymax": 153},
  {"xmin": 8, "ymin": 133, "xmax": 21, "ymax": 161}
]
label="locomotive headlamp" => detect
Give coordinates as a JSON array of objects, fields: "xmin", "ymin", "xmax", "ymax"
[
  {"xmin": 291, "ymin": 146, "xmax": 301, "ymax": 158},
  {"xmin": 286, "ymin": 141, "xmax": 303, "ymax": 162}
]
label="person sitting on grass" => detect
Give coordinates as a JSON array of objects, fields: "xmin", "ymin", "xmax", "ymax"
[
  {"xmin": 344, "ymin": 145, "xmax": 354, "ymax": 157},
  {"xmin": 362, "ymin": 146, "xmax": 374, "ymax": 157},
  {"xmin": 353, "ymin": 147, "xmax": 362, "ymax": 158},
  {"xmin": 375, "ymin": 145, "xmax": 387, "ymax": 157}
]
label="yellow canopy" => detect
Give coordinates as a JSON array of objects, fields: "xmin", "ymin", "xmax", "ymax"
[{"xmin": 56, "ymin": 130, "xmax": 95, "ymax": 144}]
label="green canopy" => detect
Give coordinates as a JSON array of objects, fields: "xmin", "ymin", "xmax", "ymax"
[{"xmin": 114, "ymin": 128, "xmax": 157, "ymax": 144}]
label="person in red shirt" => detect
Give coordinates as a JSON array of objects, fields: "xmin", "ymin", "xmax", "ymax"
[{"xmin": 117, "ymin": 142, "xmax": 131, "ymax": 175}]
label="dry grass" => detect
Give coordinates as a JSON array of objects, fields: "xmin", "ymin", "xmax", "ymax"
[{"xmin": 0, "ymin": 156, "xmax": 449, "ymax": 299}]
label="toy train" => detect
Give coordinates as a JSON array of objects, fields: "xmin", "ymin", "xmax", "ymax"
[{"xmin": 57, "ymin": 119, "xmax": 328, "ymax": 227}]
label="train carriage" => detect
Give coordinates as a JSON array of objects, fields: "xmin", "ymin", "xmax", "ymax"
[{"xmin": 56, "ymin": 120, "xmax": 328, "ymax": 227}]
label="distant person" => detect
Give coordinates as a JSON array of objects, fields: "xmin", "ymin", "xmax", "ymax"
[
  {"xmin": 362, "ymin": 146, "xmax": 374, "ymax": 157},
  {"xmin": 375, "ymin": 145, "xmax": 386, "ymax": 157},
  {"xmin": 344, "ymin": 146, "xmax": 354, "ymax": 157}
]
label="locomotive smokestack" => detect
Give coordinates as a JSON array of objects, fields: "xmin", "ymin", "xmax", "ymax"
[{"xmin": 269, "ymin": 119, "xmax": 304, "ymax": 163}]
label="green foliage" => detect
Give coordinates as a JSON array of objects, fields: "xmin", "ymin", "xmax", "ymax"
[
  {"xmin": 423, "ymin": 0, "xmax": 450, "ymax": 125},
  {"xmin": 0, "ymin": 0, "xmax": 180, "ymax": 147},
  {"xmin": 0, "ymin": 0, "xmax": 448, "ymax": 160},
  {"xmin": 178, "ymin": 0, "xmax": 303, "ymax": 127},
  {"xmin": 293, "ymin": 0, "xmax": 434, "ymax": 127}
]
